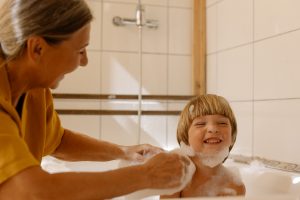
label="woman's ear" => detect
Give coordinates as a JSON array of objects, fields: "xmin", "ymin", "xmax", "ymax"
[{"xmin": 26, "ymin": 36, "xmax": 47, "ymax": 63}]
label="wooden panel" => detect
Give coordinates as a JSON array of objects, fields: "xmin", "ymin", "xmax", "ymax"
[{"xmin": 193, "ymin": 0, "xmax": 206, "ymax": 95}]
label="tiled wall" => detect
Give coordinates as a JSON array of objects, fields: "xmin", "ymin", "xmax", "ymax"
[
  {"xmin": 206, "ymin": 0, "xmax": 300, "ymax": 164},
  {"xmin": 54, "ymin": 0, "xmax": 194, "ymax": 150}
]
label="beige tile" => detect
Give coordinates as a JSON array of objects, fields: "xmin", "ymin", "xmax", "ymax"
[
  {"xmin": 55, "ymin": 51, "xmax": 101, "ymax": 94},
  {"xmin": 101, "ymin": 116, "xmax": 139, "ymax": 145},
  {"xmin": 254, "ymin": 99, "xmax": 300, "ymax": 164},
  {"xmin": 169, "ymin": 8, "xmax": 193, "ymax": 55},
  {"xmin": 230, "ymin": 102, "xmax": 253, "ymax": 156},
  {"xmin": 217, "ymin": 0, "xmax": 253, "ymax": 50},
  {"xmin": 102, "ymin": 3, "xmax": 139, "ymax": 51},
  {"xmin": 169, "ymin": 0, "xmax": 193, "ymax": 8},
  {"xmin": 59, "ymin": 115, "xmax": 101, "ymax": 139},
  {"xmin": 217, "ymin": 44, "xmax": 253, "ymax": 101},
  {"xmin": 142, "ymin": 6, "xmax": 168, "ymax": 53},
  {"xmin": 142, "ymin": 54, "xmax": 167, "ymax": 95},
  {"xmin": 101, "ymin": 52, "xmax": 140, "ymax": 94},
  {"xmin": 254, "ymin": 31, "xmax": 300, "ymax": 99},
  {"xmin": 255, "ymin": 0, "xmax": 300, "ymax": 40},
  {"xmin": 206, "ymin": 54, "xmax": 217, "ymax": 94},
  {"xmin": 143, "ymin": 0, "xmax": 168, "ymax": 6},
  {"xmin": 168, "ymin": 55, "xmax": 193, "ymax": 95},
  {"xmin": 207, "ymin": 5, "xmax": 217, "ymax": 54},
  {"xmin": 140, "ymin": 116, "xmax": 167, "ymax": 148},
  {"xmin": 206, "ymin": 0, "xmax": 220, "ymax": 7},
  {"xmin": 87, "ymin": 0, "xmax": 102, "ymax": 50},
  {"xmin": 104, "ymin": 0, "xmax": 167, "ymax": 6}
]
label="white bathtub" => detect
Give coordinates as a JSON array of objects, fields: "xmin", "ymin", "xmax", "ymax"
[{"xmin": 41, "ymin": 156, "xmax": 300, "ymax": 200}]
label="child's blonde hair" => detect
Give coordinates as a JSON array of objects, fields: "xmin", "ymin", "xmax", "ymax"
[{"xmin": 177, "ymin": 94, "xmax": 237, "ymax": 152}]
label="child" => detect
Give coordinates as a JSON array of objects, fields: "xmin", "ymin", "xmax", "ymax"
[{"xmin": 161, "ymin": 94, "xmax": 246, "ymax": 198}]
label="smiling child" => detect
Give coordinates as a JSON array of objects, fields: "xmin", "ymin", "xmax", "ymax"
[{"xmin": 161, "ymin": 94, "xmax": 246, "ymax": 198}]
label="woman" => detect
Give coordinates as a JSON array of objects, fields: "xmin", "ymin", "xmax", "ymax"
[{"xmin": 0, "ymin": 0, "xmax": 187, "ymax": 199}]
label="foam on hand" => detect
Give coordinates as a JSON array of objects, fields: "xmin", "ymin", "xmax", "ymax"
[{"xmin": 118, "ymin": 142, "xmax": 196, "ymax": 199}]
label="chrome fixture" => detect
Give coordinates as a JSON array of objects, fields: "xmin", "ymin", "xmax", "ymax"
[{"xmin": 112, "ymin": 1, "xmax": 159, "ymax": 29}]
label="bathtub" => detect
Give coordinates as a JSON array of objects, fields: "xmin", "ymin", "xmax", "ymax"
[{"xmin": 41, "ymin": 156, "xmax": 300, "ymax": 200}]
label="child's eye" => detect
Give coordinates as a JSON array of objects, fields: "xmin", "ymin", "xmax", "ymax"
[
  {"xmin": 218, "ymin": 122, "xmax": 229, "ymax": 125},
  {"xmin": 195, "ymin": 122, "xmax": 206, "ymax": 126}
]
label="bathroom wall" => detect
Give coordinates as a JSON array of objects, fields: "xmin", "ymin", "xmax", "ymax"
[
  {"xmin": 206, "ymin": 0, "xmax": 300, "ymax": 165},
  {"xmin": 54, "ymin": 0, "xmax": 194, "ymax": 151}
]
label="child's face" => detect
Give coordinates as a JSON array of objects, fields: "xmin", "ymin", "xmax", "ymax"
[{"xmin": 188, "ymin": 114, "xmax": 232, "ymax": 155}]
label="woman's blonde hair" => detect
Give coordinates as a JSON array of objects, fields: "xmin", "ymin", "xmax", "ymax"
[
  {"xmin": 177, "ymin": 94, "xmax": 237, "ymax": 152},
  {"xmin": 0, "ymin": 0, "xmax": 93, "ymax": 62}
]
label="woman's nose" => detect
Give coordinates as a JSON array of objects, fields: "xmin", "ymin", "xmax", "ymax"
[{"xmin": 80, "ymin": 50, "xmax": 88, "ymax": 67}]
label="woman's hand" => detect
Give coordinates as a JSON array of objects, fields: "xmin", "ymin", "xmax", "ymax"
[
  {"xmin": 142, "ymin": 152, "xmax": 190, "ymax": 189},
  {"xmin": 121, "ymin": 144, "xmax": 163, "ymax": 162}
]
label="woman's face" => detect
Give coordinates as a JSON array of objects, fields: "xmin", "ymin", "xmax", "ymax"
[
  {"xmin": 188, "ymin": 114, "xmax": 232, "ymax": 155},
  {"xmin": 41, "ymin": 23, "xmax": 91, "ymax": 89}
]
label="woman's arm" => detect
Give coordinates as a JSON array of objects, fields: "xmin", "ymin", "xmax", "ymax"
[
  {"xmin": 0, "ymin": 152, "xmax": 186, "ymax": 200},
  {"xmin": 52, "ymin": 129, "xmax": 162, "ymax": 162}
]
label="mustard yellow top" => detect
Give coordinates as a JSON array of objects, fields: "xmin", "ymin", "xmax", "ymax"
[{"xmin": 0, "ymin": 66, "xmax": 64, "ymax": 184}]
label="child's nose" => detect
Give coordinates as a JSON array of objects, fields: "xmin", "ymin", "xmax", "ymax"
[{"xmin": 207, "ymin": 124, "xmax": 219, "ymax": 133}]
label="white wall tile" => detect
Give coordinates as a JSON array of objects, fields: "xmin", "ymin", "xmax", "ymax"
[
  {"xmin": 101, "ymin": 52, "xmax": 140, "ymax": 94},
  {"xmin": 54, "ymin": 52, "xmax": 101, "ymax": 94},
  {"xmin": 87, "ymin": 0, "xmax": 102, "ymax": 50},
  {"xmin": 101, "ymin": 116, "xmax": 139, "ymax": 145},
  {"xmin": 207, "ymin": 5, "xmax": 217, "ymax": 54},
  {"xmin": 102, "ymin": 3, "xmax": 139, "ymax": 52},
  {"xmin": 167, "ymin": 116, "xmax": 180, "ymax": 150},
  {"xmin": 206, "ymin": 0, "xmax": 220, "ymax": 7},
  {"xmin": 254, "ymin": 30, "xmax": 300, "ymax": 100},
  {"xmin": 54, "ymin": 99, "xmax": 100, "ymax": 110},
  {"xmin": 217, "ymin": 45, "xmax": 253, "ymax": 101},
  {"xmin": 143, "ymin": 0, "xmax": 168, "ymax": 6},
  {"xmin": 206, "ymin": 54, "xmax": 218, "ymax": 94},
  {"xmin": 142, "ymin": 6, "xmax": 168, "ymax": 53},
  {"xmin": 59, "ymin": 115, "xmax": 101, "ymax": 139},
  {"xmin": 255, "ymin": 0, "xmax": 300, "ymax": 40},
  {"xmin": 104, "ymin": 0, "xmax": 137, "ymax": 3},
  {"xmin": 142, "ymin": 54, "xmax": 167, "ymax": 94},
  {"xmin": 141, "ymin": 101, "xmax": 167, "ymax": 111},
  {"xmin": 167, "ymin": 101, "xmax": 188, "ymax": 111},
  {"xmin": 168, "ymin": 55, "xmax": 193, "ymax": 95},
  {"xmin": 230, "ymin": 102, "xmax": 253, "ymax": 156},
  {"xmin": 104, "ymin": 0, "xmax": 168, "ymax": 6},
  {"xmin": 101, "ymin": 100, "xmax": 139, "ymax": 110},
  {"xmin": 169, "ymin": 8, "xmax": 193, "ymax": 55},
  {"xmin": 140, "ymin": 116, "xmax": 167, "ymax": 148},
  {"xmin": 217, "ymin": 0, "xmax": 253, "ymax": 50},
  {"xmin": 169, "ymin": 0, "xmax": 193, "ymax": 8},
  {"xmin": 254, "ymin": 100, "xmax": 300, "ymax": 164}
]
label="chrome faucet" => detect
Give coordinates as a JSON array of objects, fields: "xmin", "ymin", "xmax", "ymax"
[{"xmin": 112, "ymin": 1, "xmax": 159, "ymax": 29}]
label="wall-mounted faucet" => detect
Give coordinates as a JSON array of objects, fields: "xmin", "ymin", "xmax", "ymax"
[{"xmin": 112, "ymin": 1, "xmax": 159, "ymax": 29}]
